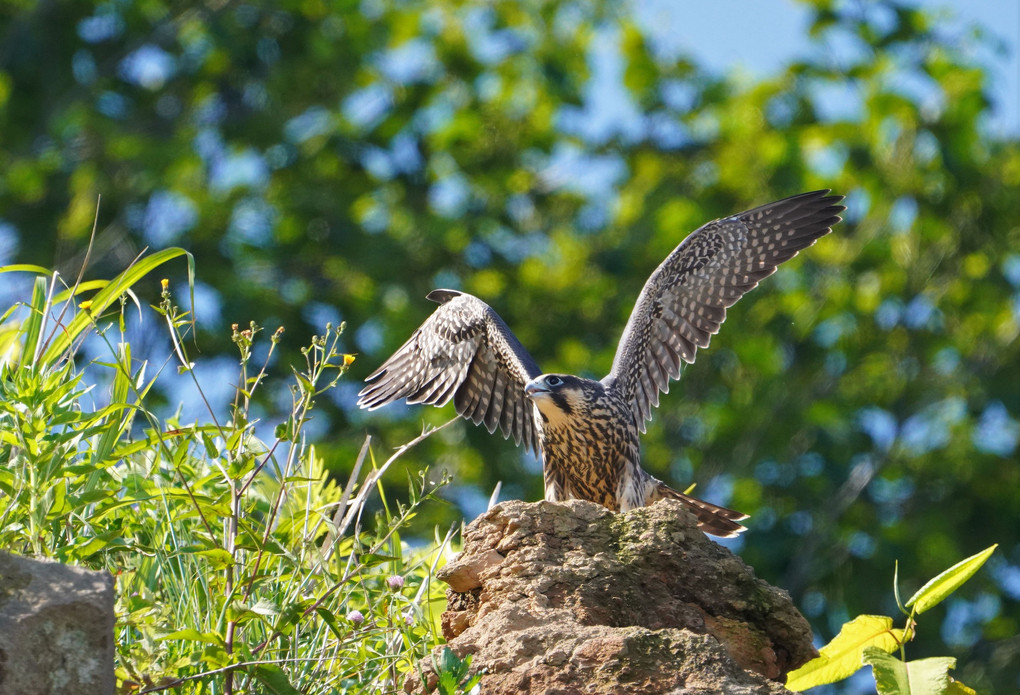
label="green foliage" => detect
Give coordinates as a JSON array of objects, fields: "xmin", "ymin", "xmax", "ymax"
[
  {"xmin": 785, "ymin": 615, "xmax": 904, "ymax": 692},
  {"xmin": 862, "ymin": 649, "xmax": 966, "ymax": 695},
  {"xmin": 787, "ymin": 546, "xmax": 996, "ymax": 693},
  {"xmin": 431, "ymin": 647, "xmax": 482, "ymax": 695},
  {"xmin": 0, "ymin": 248, "xmax": 188, "ymax": 555},
  {"xmin": 0, "ymin": 262, "xmax": 451, "ymax": 692}
]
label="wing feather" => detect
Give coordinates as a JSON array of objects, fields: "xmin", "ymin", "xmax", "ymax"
[
  {"xmin": 484, "ymin": 368, "xmax": 508, "ymax": 434},
  {"xmin": 462, "ymin": 354, "xmax": 498, "ymax": 430},
  {"xmin": 358, "ymin": 289, "xmax": 542, "ymax": 454},
  {"xmin": 603, "ymin": 190, "xmax": 845, "ymax": 427}
]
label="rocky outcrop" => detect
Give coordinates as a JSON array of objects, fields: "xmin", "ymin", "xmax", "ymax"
[
  {"xmin": 410, "ymin": 499, "xmax": 814, "ymax": 694},
  {"xmin": 0, "ymin": 552, "xmax": 115, "ymax": 695}
]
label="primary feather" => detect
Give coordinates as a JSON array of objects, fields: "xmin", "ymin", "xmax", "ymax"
[{"xmin": 358, "ymin": 289, "xmax": 542, "ymax": 454}]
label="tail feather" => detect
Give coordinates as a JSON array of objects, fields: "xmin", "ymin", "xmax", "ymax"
[{"xmin": 652, "ymin": 482, "xmax": 749, "ymax": 538}]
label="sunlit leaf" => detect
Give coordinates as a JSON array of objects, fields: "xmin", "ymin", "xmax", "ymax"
[
  {"xmin": 863, "ymin": 647, "xmax": 956, "ymax": 695},
  {"xmin": 0, "ymin": 264, "xmax": 51, "ymax": 275},
  {"xmin": 786, "ymin": 615, "xmax": 904, "ymax": 691},
  {"xmin": 158, "ymin": 629, "xmax": 224, "ymax": 645},
  {"xmin": 906, "ymin": 545, "xmax": 998, "ymax": 615},
  {"xmin": 39, "ymin": 248, "xmax": 193, "ymax": 367},
  {"xmin": 20, "ymin": 276, "xmax": 47, "ymax": 367},
  {"xmin": 946, "ymin": 679, "xmax": 978, "ymax": 695}
]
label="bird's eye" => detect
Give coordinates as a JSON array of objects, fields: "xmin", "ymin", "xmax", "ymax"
[{"xmin": 546, "ymin": 375, "xmax": 562, "ymax": 386}]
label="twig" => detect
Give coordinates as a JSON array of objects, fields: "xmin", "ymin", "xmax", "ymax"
[{"xmin": 336, "ymin": 418, "xmax": 458, "ymax": 539}]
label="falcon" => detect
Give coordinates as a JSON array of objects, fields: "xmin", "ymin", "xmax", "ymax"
[{"xmin": 358, "ymin": 190, "xmax": 844, "ymax": 537}]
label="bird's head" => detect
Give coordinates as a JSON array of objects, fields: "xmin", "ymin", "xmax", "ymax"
[{"xmin": 524, "ymin": 374, "xmax": 597, "ymax": 426}]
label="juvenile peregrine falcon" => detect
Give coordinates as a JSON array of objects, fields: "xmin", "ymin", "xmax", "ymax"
[{"xmin": 358, "ymin": 190, "xmax": 845, "ymax": 537}]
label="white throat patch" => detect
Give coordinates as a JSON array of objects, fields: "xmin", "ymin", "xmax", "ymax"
[{"xmin": 529, "ymin": 392, "xmax": 579, "ymax": 430}]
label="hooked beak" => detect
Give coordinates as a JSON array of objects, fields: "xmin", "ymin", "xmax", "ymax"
[{"xmin": 524, "ymin": 378, "xmax": 550, "ymax": 398}]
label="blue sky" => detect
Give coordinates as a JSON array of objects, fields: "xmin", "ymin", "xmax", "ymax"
[{"xmin": 636, "ymin": 0, "xmax": 1019, "ymax": 137}]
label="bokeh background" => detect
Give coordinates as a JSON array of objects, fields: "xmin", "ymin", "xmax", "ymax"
[{"xmin": 2, "ymin": 0, "xmax": 1018, "ymax": 691}]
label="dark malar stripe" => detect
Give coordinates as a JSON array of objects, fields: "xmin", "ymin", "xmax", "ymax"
[{"xmin": 550, "ymin": 391, "xmax": 574, "ymax": 416}]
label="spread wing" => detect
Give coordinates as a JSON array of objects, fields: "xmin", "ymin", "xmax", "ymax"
[
  {"xmin": 602, "ymin": 190, "xmax": 845, "ymax": 429},
  {"xmin": 357, "ymin": 289, "xmax": 543, "ymax": 454}
]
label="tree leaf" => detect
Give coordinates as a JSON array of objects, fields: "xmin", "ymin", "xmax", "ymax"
[
  {"xmin": 906, "ymin": 545, "xmax": 997, "ymax": 615},
  {"xmin": 863, "ymin": 646, "xmax": 956, "ymax": 694},
  {"xmin": 786, "ymin": 615, "xmax": 904, "ymax": 691}
]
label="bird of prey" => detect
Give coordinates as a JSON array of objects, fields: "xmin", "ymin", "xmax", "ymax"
[{"xmin": 358, "ymin": 190, "xmax": 845, "ymax": 537}]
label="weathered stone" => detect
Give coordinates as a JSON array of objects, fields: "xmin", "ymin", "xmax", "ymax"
[
  {"xmin": 0, "ymin": 551, "xmax": 115, "ymax": 695},
  {"xmin": 413, "ymin": 499, "xmax": 815, "ymax": 694}
]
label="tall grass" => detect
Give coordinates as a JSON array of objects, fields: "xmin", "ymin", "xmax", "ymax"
[{"xmin": 0, "ymin": 252, "xmax": 453, "ymax": 693}]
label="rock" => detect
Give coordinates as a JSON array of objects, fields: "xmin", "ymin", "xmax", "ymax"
[
  {"xmin": 0, "ymin": 551, "xmax": 115, "ymax": 695},
  {"xmin": 410, "ymin": 499, "xmax": 815, "ymax": 694}
]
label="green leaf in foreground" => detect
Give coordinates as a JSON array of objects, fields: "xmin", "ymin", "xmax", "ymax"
[
  {"xmin": 786, "ymin": 615, "xmax": 904, "ymax": 692},
  {"xmin": 906, "ymin": 544, "xmax": 997, "ymax": 615},
  {"xmin": 38, "ymin": 247, "xmax": 193, "ymax": 366},
  {"xmin": 435, "ymin": 649, "xmax": 462, "ymax": 695},
  {"xmin": 862, "ymin": 647, "xmax": 956, "ymax": 694},
  {"xmin": 434, "ymin": 647, "xmax": 478, "ymax": 695}
]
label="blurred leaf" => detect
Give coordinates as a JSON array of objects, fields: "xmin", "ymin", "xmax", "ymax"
[
  {"xmin": 195, "ymin": 548, "xmax": 234, "ymax": 569},
  {"xmin": 254, "ymin": 664, "xmax": 304, "ymax": 695},
  {"xmin": 946, "ymin": 679, "xmax": 978, "ymax": 695},
  {"xmin": 159, "ymin": 629, "xmax": 224, "ymax": 645}
]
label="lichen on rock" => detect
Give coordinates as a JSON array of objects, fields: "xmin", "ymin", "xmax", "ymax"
[{"xmin": 409, "ymin": 499, "xmax": 815, "ymax": 694}]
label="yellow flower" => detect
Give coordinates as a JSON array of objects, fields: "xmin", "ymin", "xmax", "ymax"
[
  {"xmin": 161, "ymin": 278, "xmax": 169, "ymax": 291},
  {"xmin": 343, "ymin": 354, "xmax": 356, "ymax": 367},
  {"xmin": 79, "ymin": 300, "xmax": 93, "ymax": 311}
]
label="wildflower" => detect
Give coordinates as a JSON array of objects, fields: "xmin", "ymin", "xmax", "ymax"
[
  {"xmin": 78, "ymin": 300, "xmax": 93, "ymax": 311},
  {"xmin": 347, "ymin": 610, "xmax": 365, "ymax": 625},
  {"xmin": 161, "ymin": 278, "xmax": 169, "ymax": 291},
  {"xmin": 386, "ymin": 575, "xmax": 405, "ymax": 590},
  {"xmin": 343, "ymin": 353, "xmax": 356, "ymax": 367}
]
